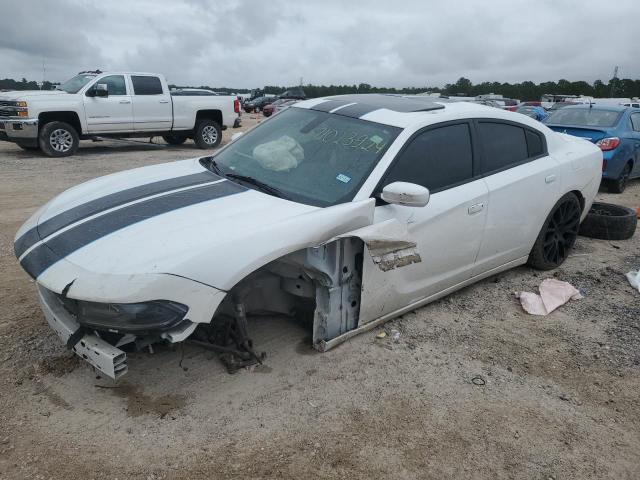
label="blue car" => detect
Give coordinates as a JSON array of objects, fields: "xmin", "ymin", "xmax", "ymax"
[
  {"xmin": 516, "ymin": 105, "xmax": 548, "ymax": 122},
  {"xmin": 544, "ymin": 105, "xmax": 640, "ymax": 193}
]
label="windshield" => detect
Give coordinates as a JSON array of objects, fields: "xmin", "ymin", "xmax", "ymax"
[
  {"xmin": 546, "ymin": 108, "xmax": 622, "ymax": 127},
  {"xmin": 206, "ymin": 107, "xmax": 401, "ymax": 206},
  {"xmin": 58, "ymin": 74, "xmax": 97, "ymax": 93}
]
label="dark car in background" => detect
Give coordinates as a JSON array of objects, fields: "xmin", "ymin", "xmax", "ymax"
[
  {"xmin": 544, "ymin": 105, "xmax": 640, "ymax": 193},
  {"xmin": 243, "ymin": 96, "xmax": 277, "ymax": 113},
  {"xmin": 279, "ymin": 88, "xmax": 306, "ymax": 100}
]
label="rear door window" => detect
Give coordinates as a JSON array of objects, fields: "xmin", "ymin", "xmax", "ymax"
[
  {"xmin": 382, "ymin": 123, "xmax": 474, "ymax": 193},
  {"xmin": 131, "ymin": 76, "xmax": 164, "ymax": 95},
  {"xmin": 631, "ymin": 113, "xmax": 640, "ymax": 132},
  {"xmin": 477, "ymin": 122, "xmax": 529, "ymax": 175}
]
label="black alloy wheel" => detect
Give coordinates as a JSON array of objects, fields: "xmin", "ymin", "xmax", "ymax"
[{"xmin": 528, "ymin": 193, "xmax": 581, "ymax": 270}]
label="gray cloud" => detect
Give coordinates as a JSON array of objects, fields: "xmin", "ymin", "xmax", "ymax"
[{"xmin": 1, "ymin": 0, "xmax": 638, "ymax": 88}]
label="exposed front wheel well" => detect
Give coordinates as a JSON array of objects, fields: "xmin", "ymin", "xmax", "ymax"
[{"xmin": 38, "ymin": 111, "xmax": 82, "ymax": 135}]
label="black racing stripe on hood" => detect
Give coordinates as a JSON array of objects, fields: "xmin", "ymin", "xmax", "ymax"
[
  {"xmin": 19, "ymin": 180, "xmax": 246, "ymax": 279},
  {"xmin": 14, "ymin": 171, "xmax": 221, "ymax": 259},
  {"xmin": 310, "ymin": 99, "xmax": 353, "ymax": 112}
]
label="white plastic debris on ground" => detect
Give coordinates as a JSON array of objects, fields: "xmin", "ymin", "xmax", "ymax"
[
  {"xmin": 516, "ymin": 278, "xmax": 583, "ymax": 316},
  {"xmin": 626, "ymin": 270, "xmax": 640, "ymax": 293},
  {"xmin": 252, "ymin": 135, "xmax": 304, "ymax": 171}
]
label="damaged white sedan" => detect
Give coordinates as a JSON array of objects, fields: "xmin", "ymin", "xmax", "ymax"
[{"xmin": 14, "ymin": 94, "xmax": 602, "ymax": 379}]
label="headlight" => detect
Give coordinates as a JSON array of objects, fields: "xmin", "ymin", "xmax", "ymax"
[
  {"xmin": 14, "ymin": 101, "xmax": 28, "ymax": 117},
  {"xmin": 60, "ymin": 298, "xmax": 189, "ymax": 333}
]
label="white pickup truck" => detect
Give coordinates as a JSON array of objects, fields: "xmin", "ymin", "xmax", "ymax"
[{"xmin": 0, "ymin": 70, "xmax": 240, "ymax": 157}]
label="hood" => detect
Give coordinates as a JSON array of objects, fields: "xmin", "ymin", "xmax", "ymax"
[
  {"xmin": 0, "ymin": 90, "xmax": 68, "ymax": 101},
  {"xmin": 16, "ymin": 158, "xmax": 375, "ymax": 291}
]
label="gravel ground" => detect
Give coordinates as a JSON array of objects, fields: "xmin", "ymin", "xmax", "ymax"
[{"xmin": 0, "ymin": 115, "xmax": 639, "ymax": 479}]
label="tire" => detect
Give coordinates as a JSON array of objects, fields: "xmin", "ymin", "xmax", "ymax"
[
  {"xmin": 17, "ymin": 144, "xmax": 40, "ymax": 152},
  {"xmin": 528, "ymin": 192, "xmax": 582, "ymax": 270},
  {"xmin": 38, "ymin": 121, "xmax": 79, "ymax": 157},
  {"xmin": 162, "ymin": 134, "xmax": 188, "ymax": 146},
  {"xmin": 193, "ymin": 119, "xmax": 222, "ymax": 149},
  {"xmin": 579, "ymin": 202, "xmax": 637, "ymax": 241},
  {"xmin": 607, "ymin": 162, "xmax": 632, "ymax": 193}
]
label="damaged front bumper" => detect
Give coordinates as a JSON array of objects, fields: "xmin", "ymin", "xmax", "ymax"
[
  {"xmin": 39, "ymin": 286, "xmax": 129, "ymax": 379},
  {"xmin": 34, "ymin": 266, "xmax": 228, "ymax": 380}
]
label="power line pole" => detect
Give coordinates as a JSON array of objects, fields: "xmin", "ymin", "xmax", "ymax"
[{"xmin": 610, "ymin": 66, "xmax": 619, "ymax": 97}]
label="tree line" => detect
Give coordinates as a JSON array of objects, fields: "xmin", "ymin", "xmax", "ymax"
[{"xmin": 3, "ymin": 76, "xmax": 639, "ymax": 101}]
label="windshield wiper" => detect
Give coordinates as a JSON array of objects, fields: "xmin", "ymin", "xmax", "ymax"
[
  {"xmin": 225, "ymin": 173, "xmax": 288, "ymax": 199},
  {"xmin": 200, "ymin": 157, "xmax": 225, "ymax": 176}
]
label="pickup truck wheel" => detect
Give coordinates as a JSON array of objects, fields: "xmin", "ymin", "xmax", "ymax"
[
  {"xmin": 39, "ymin": 121, "xmax": 79, "ymax": 157},
  {"xmin": 162, "ymin": 134, "xmax": 188, "ymax": 146},
  {"xmin": 527, "ymin": 192, "xmax": 581, "ymax": 270},
  {"xmin": 194, "ymin": 119, "xmax": 221, "ymax": 149}
]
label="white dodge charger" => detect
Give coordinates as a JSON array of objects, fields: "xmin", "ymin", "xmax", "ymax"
[{"xmin": 14, "ymin": 94, "xmax": 602, "ymax": 379}]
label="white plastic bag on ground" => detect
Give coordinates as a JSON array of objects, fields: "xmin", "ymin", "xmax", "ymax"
[
  {"xmin": 626, "ymin": 270, "xmax": 640, "ymax": 293},
  {"xmin": 516, "ymin": 278, "xmax": 583, "ymax": 316},
  {"xmin": 252, "ymin": 135, "xmax": 304, "ymax": 171}
]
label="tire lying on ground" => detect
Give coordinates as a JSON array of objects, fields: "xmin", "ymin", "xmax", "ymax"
[{"xmin": 579, "ymin": 202, "xmax": 637, "ymax": 240}]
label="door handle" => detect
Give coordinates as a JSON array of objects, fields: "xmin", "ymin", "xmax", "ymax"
[
  {"xmin": 545, "ymin": 174, "xmax": 556, "ymax": 184},
  {"xmin": 468, "ymin": 203, "xmax": 484, "ymax": 215},
  {"xmin": 159, "ymin": 100, "xmax": 170, "ymax": 104},
  {"xmin": 119, "ymin": 100, "xmax": 131, "ymax": 104}
]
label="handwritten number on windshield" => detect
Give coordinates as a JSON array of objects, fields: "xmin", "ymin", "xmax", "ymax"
[{"xmin": 311, "ymin": 127, "xmax": 386, "ymax": 153}]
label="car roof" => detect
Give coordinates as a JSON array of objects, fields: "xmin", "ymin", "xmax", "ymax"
[{"xmin": 294, "ymin": 94, "xmax": 501, "ymax": 128}]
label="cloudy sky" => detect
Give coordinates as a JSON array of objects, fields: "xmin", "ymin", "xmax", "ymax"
[{"xmin": 1, "ymin": 0, "xmax": 638, "ymax": 89}]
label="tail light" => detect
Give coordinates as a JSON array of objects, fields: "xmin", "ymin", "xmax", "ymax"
[
  {"xmin": 596, "ymin": 137, "xmax": 620, "ymax": 151},
  {"xmin": 234, "ymin": 98, "xmax": 240, "ymax": 114},
  {"xmin": 602, "ymin": 159, "xmax": 607, "ymax": 172}
]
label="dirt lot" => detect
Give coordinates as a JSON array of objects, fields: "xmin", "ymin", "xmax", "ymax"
[{"xmin": 1, "ymin": 115, "xmax": 639, "ymax": 479}]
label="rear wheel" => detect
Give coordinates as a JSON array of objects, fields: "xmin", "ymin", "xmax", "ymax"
[
  {"xmin": 528, "ymin": 193, "xmax": 581, "ymax": 270},
  {"xmin": 162, "ymin": 134, "xmax": 188, "ymax": 146},
  {"xmin": 38, "ymin": 121, "xmax": 79, "ymax": 157},
  {"xmin": 608, "ymin": 162, "xmax": 631, "ymax": 193},
  {"xmin": 193, "ymin": 119, "xmax": 222, "ymax": 149}
]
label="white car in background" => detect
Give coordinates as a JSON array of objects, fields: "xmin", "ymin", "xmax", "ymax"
[{"xmin": 14, "ymin": 94, "xmax": 602, "ymax": 379}]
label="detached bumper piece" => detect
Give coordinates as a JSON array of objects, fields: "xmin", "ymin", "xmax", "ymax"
[{"xmin": 38, "ymin": 287, "xmax": 128, "ymax": 379}]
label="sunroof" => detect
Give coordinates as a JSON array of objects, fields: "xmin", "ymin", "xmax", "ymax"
[{"xmin": 310, "ymin": 94, "xmax": 444, "ymax": 118}]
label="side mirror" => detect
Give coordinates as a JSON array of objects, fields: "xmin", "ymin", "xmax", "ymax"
[
  {"xmin": 380, "ymin": 182, "xmax": 430, "ymax": 207},
  {"xmin": 231, "ymin": 132, "xmax": 244, "ymax": 142},
  {"xmin": 94, "ymin": 83, "xmax": 108, "ymax": 97}
]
